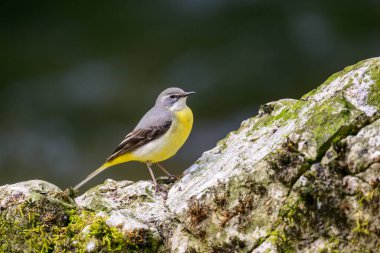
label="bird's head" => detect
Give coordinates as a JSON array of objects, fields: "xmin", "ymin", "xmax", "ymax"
[{"xmin": 156, "ymin": 87, "xmax": 195, "ymax": 111}]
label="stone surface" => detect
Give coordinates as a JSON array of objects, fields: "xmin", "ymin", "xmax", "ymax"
[
  {"xmin": 166, "ymin": 57, "xmax": 380, "ymax": 252},
  {"xmin": 75, "ymin": 179, "xmax": 171, "ymax": 252},
  {"xmin": 0, "ymin": 180, "xmax": 165, "ymax": 252},
  {"xmin": 0, "ymin": 57, "xmax": 379, "ymax": 252}
]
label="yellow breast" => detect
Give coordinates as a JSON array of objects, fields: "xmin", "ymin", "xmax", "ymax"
[
  {"xmin": 130, "ymin": 106, "xmax": 193, "ymax": 163},
  {"xmin": 171, "ymin": 106, "xmax": 194, "ymax": 150}
]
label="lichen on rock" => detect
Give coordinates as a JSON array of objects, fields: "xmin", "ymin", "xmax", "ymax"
[
  {"xmin": 269, "ymin": 118, "xmax": 380, "ymax": 252},
  {"xmin": 0, "ymin": 180, "xmax": 165, "ymax": 252},
  {"xmin": 0, "ymin": 57, "xmax": 379, "ymax": 252},
  {"xmin": 167, "ymin": 57, "xmax": 380, "ymax": 252}
]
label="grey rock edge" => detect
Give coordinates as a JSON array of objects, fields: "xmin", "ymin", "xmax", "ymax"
[{"xmin": 0, "ymin": 57, "xmax": 379, "ymax": 252}]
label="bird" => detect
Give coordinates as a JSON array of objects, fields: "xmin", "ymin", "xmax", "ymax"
[{"xmin": 74, "ymin": 87, "xmax": 195, "ymax": 192}]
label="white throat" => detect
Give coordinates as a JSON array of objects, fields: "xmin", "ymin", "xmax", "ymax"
[{"xmin": 169, "ymin": 98, "xmax": 188, "ymax": 112}]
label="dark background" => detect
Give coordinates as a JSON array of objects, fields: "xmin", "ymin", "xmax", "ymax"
[{"xmin": 1, "ymin": 1, "xmax": 379, "ymax": 191}]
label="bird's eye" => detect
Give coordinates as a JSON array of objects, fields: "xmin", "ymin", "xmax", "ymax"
[{"xmin": 169, "ymin": 94, "xmax": 176, "ymax": 99}]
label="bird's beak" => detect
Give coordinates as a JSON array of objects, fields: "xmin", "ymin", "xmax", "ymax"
[{"xmin": 184, "ymin": 91, "xmax": 196, "ymax": 97}]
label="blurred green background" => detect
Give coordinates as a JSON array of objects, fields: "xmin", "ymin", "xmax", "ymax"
[{"xmin": 1, "ymin": 1, "xmax": 379, "ymax": 190}]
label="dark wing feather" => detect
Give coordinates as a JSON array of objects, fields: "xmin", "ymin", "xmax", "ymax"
[{"xmin": 106, "ymin": 121, "xmax": 171, "ymax": 161}]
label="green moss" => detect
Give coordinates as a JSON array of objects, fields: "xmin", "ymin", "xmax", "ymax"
[
  {"xmin": 0, "ymin": 198, "xmax": 156, "ymax": 252},
  {"xmin": 277, "ymin": 197, "xmax": 303, "ymax": 226},
  {"xmin": 267, "ymin": 230, "xmax": 294, "ymax": 253},
  {"xmin": 304, "ymin": 96, "xmax": 368, "ymax": 159},
  {"xmin": 352, "ymin": 217, "xmax": 370, "ymax": 236},
  {"xmin": 368, "ymin": 65, "xmax": 380, "ymax": 109},
  {"xmin": 0, "ymin": 197, "xmax": 71, "ymax": 252},
  {"xmin": 357, "ymin": 187, "xmax": 379, "ymax": 208}
]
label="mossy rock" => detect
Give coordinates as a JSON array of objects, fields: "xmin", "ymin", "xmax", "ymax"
[
  {"xmin": 0, "ymin": 180, "xmax": 162, "ymax": 252},
  {"xmin": 168, "ymin": 57, "xmax": 380, "ymax": 251}
]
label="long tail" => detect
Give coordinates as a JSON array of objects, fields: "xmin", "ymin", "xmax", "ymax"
[{"xmin": 74, "ymin": 162, "xmax": 112, "ymax": 190}]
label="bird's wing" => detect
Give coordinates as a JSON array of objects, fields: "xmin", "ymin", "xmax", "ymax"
[{"xmin": 106, "ymin": 120, "xmax": 172, "ymax": 161}]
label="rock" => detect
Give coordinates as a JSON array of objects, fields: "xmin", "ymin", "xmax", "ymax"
[
  {"xmin": 75, "ymin": 179, "xmax": 171, "ymax": 252},
  {"xmin": 0, "ymin": 57, "xmax": 379, "ymax": 252},
  {"xmin": 75, "ymin": 179, "xmax": 171, "ymax": 225},
  {"xmin": 0, "ymin": 180, "xmax": 165, "ymax": 252},
  {"xmin": 0, "ymin": 180, "xmax": 75, "ymax": 252},
  {"xmin": 166, "ymin": 57, "xmax": 380, "ymax": 252},
  {"xmin": 268, "ymin": 119, "xmax": 380, "ymax": 252}
]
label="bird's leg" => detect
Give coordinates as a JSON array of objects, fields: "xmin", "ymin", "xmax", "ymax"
[
  {"xmin": 155, "ymin": 163, "xmax": 179, "ymax": 180},
  {"xmin": 146, "ymin": 162, "xmax": 159, "ymax": 192}
]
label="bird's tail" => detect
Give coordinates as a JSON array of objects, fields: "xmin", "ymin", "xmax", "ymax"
[{"xmin": 73, "ymin": 162, "xmax": 112, "ymax": 190}]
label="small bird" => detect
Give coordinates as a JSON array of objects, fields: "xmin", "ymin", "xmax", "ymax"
[{"xmin": 74, "ymin": 87, "xmax": 195, "ymax": 192}]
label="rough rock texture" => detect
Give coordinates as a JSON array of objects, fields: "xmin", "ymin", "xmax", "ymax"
[
  {"xmin": 0, "ymin": 57, "xmax": 379, "ymax": 252},
  {"xmin": 0, "ymin": 180, "xmax": 164, "ymax": 252},
  {"xmin": 166, "ymin": 57, "xmax": 380, "ymax": 252}
]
